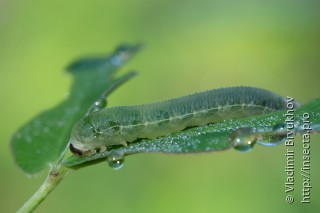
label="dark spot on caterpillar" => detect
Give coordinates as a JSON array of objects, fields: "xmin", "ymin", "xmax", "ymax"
[
  {"xmin": 260, "ymin": 100, "xmax": 267, "ymax": 107},
  {"xmin": 131, "ymin": 120, "xmax": 141, "ymax": 125},
  {"xmin": 93, "ymin": 132, "xmax": 102, "ymax": 137},
  {"xmin": 69, "ymin": 143, "xmax": 83, "ymax": 156},
  {"xmin": 109, "ymin": 121, "xmax": 121, "ymax": 132},
  {"xmin": 109, "ymin": 121, "xmax": 118, "ymax": 126},
  {"xmin": 50, "ymin": 171, "xmax": 59, "ymax": 177},
  {"xmin": 112, "ymin": 126, "xmax": 121, "ymax": 132}
]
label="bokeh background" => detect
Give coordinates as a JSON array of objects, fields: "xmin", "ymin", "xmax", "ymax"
[{"xmin": 1, "ymin": 0, "xmax": 320, "ymax": 212}]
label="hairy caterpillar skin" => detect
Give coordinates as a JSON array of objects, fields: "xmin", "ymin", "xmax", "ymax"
[{"xmin": 69, "ymin": 86, "xmax": 293, "ymax": 156}]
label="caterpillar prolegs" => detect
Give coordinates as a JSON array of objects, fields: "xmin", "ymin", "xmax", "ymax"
[{"xmin": 69, "ymin": 86, "xmax": 295, "ymax": 156}]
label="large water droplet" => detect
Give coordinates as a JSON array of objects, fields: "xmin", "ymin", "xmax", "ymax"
[
  {"xmin": 107, "ymin": 152, "xmax": 125, "ymax": 170},
  {"xmin": 311, "ymin": 124, "xmax": 320, "ymax": 132},
  {"xmin": 256, "ymin": 123, "xmax": 287, "ymax": 146},
  {"xmin": 257, "ymin": 134, "xmax": 287, "ymax": 146},
  {"xmin": 91, "ymin": 99, "xmax": 107, "ymax": 112},
  {"xmin": 229, "ymin": 127, "xmax": 257, "ymax": 152}
]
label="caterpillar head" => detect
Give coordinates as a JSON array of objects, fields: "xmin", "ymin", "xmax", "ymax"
[
  {"xmin": 69, "ymin": 117, "xmax": 103, "ymax": 157},
  {"xmin": 69, "ymin": 136, "xmax": 97, "ymax": 157}
]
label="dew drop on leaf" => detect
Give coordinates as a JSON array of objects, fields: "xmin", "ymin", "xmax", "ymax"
[
  {"xmin": 256, "ymin": 123, "xmax": 287, "ymax": 146},
  {"xmin": 272, "ymin": 122, "xmax": 286, "ymax": 133},
  {"xmin": 229, "ymin": 127, "xmax": 256, "ymax": 152},
  {"xmin": 107, "ymin": 152, "xmax": 125, "ymax": 170},
  {"xmin": 91, "ymin": 99, "xmax": 107, "ymax": 113}
]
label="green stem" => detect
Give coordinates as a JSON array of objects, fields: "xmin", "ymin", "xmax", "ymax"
[{"xmin": 17, "ymin": 165, "xmax": 69, "ymax": 213}]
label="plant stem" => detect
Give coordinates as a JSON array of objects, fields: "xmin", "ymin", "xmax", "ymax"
[{"xmin": 17, "ymin": 165, "xmax": 69, "ymax": 213}]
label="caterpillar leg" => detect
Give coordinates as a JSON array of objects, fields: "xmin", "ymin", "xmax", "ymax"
[
  {"xmin": 99, "ymin": 145, "xmax": 107, "ymax": 153},
  {"xmin": 119, "ymin": 140, "xmax": 128, "ymax": 146}
]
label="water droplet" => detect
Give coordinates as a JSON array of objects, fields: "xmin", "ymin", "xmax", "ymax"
[
  {"xmin": 57, "ymin": 121, "xmax": 65, "ymax": 127},
  {"xmin": 272, "ymin": 122, "xmax": 286, "ymax": 133},
  {"xmin": 256, "ymin": 130, "xmax": 287, "ymax": 146},
  {"xmin": 110, "ymin": 45, "xmax": 135, "ymax": 66},
  {"xmin": 253, "ymin": 123, "xmax": 287, "ymax": 146},
  {"xmin": 229, "ymin": 128, "xmax": 257, "ymax": 152},
  {"xmin": 91, "ymin": 99, "xmax": 107, "ymax": 112},
  {"xmin": 107, "ymin": 152, "xmax": 125, "ymax": 170},
  {"xmin": 24, "ymin": 135, "xmax": 33, "ymax": 144},
  {"xmin": 311, "ymin": 124, "xmax": 320, "ymax": 132},
  {"xmin": 110, "ymin": 56, "xmax": 121, "ymax": 66}
]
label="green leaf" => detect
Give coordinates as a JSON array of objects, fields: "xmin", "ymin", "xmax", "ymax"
[
  {"xmin": 62, "ymin": 98, "xmax": 320, "ymax": 169},
  {"xmin": 10, "ymin": 44, "xmax": 141, "ymax": 174}
]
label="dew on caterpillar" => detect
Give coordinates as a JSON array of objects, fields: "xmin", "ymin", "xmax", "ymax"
[{"xmin": 69, "ymin": 86, "xmax": 299, "ymax": 157}]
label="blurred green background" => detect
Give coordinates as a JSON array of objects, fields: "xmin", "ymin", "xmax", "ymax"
[{"xmin": 1, "ymin": 0, "xmax": 320, "ymax": 212}]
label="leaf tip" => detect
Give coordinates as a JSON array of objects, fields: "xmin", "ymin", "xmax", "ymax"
[{"xmin": 65, "ymin": 43, "xmax": 142, "ymax": 73}]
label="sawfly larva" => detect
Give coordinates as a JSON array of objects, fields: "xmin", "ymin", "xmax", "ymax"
[{"xmin": 69, "ymin": 86, "xmax": 294, "ymax": 156}]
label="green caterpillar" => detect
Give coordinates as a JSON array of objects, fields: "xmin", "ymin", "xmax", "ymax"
[{"xmin": 69, "ymin": 86, "xmax": 292, "ymax": 156}]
